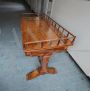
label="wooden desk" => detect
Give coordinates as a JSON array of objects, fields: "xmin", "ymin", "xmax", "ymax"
[{"xmin": 21, "ymin": 13, "xmax": 76, "ymax": 80}]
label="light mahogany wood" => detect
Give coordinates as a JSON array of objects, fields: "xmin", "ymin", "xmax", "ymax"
[{"xmin": 21, "ymin": 13, "xmax": 76, "ymax": 80}]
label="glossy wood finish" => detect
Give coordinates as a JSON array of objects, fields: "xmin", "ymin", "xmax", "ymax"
[
  {"xmin": 26, "ymin": 53, "xmax": 57, "ymax": 80},
  {"xmin": 21, "ymin": 13, "xmax": 76, "ymax": 80}
]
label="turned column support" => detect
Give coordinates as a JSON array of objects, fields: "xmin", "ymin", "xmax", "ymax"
[
  {"xmin": 38, "ymin": 55, "xmax": 51, "ymax": 74},
  {"xmin": 26, "ymin": 53, "xmax": 57, "ymax": 80}
]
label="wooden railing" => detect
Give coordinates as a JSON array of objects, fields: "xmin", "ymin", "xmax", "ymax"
[
  {"xmin": 24, "ymin": 38, "xmax": 64, "ymax": 50},
  {"xmin": 22, "ymin": 13, "xmax": 76, "ymax": 50},
  {"xmin": 40, "ymin": 13, "xmax": 76, "ymax": 45}
]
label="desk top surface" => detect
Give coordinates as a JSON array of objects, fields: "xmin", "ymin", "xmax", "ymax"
[
  {"xmin": 21, "ymin": 15, "xmax": 76, "ymax": 56},
  {"xmin": 21, "ymin": 17, "xmax": 59, "ymax": 43}
]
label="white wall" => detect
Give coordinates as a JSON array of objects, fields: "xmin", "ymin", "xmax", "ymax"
[{"xmin": 51, "ymin": 0, "xmax": 90, "ymax": 77}]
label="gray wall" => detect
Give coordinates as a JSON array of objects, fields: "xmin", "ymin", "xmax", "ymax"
[
  {"xmin": 25, "ymin": 0, "xmax": 49, "ymax": 14},
  {"xmin": 25, "ymin": 0, "xmax": 42, "ymax": 13}
]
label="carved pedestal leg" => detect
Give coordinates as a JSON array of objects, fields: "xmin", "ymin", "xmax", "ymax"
[
  {"xmin": 26, "ymin": 54, "xmax": 57, "ymax": 80},
  {"xmin": 39, "ymin": 55, "xmax": 57, "ymax": 75}
]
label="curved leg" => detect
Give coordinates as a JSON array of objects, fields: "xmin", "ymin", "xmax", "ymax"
[{"xmin": 26, "ymin": 53, "xmax": 57, "ymax": 80}]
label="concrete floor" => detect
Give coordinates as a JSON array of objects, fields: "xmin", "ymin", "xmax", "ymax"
[{"xmin": 0, "ymin": 1, "xmax": 90, "ymax": 91}]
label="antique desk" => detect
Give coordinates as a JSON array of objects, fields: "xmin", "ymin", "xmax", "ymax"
[{"xmin": 21, "ymin": 13, "xmax": 76, "ymax": 80}]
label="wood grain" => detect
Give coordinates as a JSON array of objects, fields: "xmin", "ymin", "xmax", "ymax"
[{"xmin": 21, "ymin": 13, "xmax": 76, "ymax": 80}]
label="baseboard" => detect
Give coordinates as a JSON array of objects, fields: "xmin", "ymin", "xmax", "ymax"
[{"xmin": 66, "ymin": 51, "xmax": 90, "ymax": 80}]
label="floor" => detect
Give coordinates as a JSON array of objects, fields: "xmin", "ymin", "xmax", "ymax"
[{"xmin": 0, "ymin": 1, "xmax": 90, "ymax": 91}]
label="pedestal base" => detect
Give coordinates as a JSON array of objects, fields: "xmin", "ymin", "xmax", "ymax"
[
  {"xmin": 26, "ymin": 67, "xmax": 57, "ymax": 80},
  {"xmin": 26, "ymin": 53, "xmax": 57, "ymax": 80}
]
